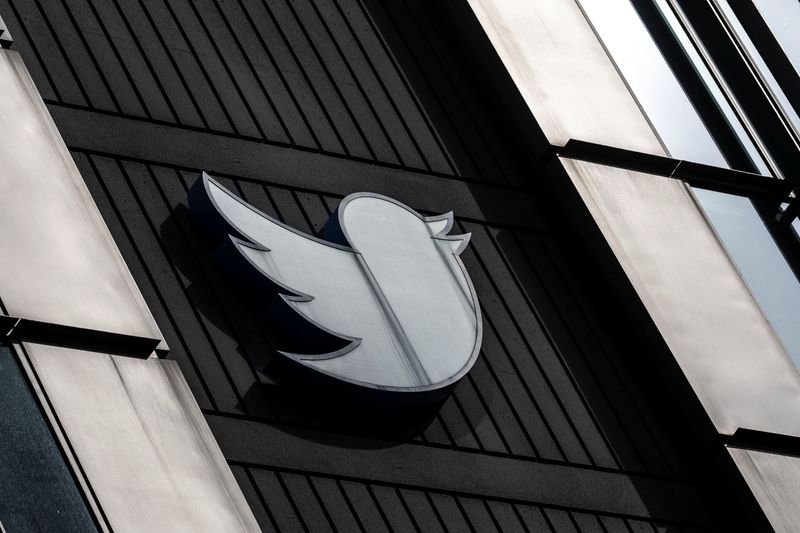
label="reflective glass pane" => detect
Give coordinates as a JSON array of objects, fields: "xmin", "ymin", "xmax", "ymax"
[
  {"xmin": 0, "ymin": 345, "xmax": 97, "ymax": 532},
  {"xmin": 580, "ymin": 0, "xmax": 800, "ymax": 366},
  {"xmin": 751, "ymin": 0, "xmax": 800, "ymax": 76},
  {"xmin": 692, "ymin": 190, "xmax": 800, "ymax": 366},
  {"xmin": 716, "ymin": 0, "xmax": 800, "ymax": 137},
  {"xmin": 578, "ymin": 0, "xmax": 727, "ymax": 166},
  {"xmin": 653, "ymin": 0, "xmax": 773, "ymax": 175}
]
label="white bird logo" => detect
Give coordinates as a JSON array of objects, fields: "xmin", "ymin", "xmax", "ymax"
[{"xmin": 189, "ymin": 173, "xmax": 482, "ymax": 395}]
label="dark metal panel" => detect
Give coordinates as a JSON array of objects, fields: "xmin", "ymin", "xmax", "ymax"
[
  {"xmin": 570, "ymin": 512, "xmax": 605, "ymax": 533},
  {"xmin": 534, "ymin": 231, "xmax": 691, "ymax": 478},
  {"xmin": 60, "ymin": 0, "xmax": 145, "ymax": 116},
  {"xmin": 139, "ymin": 0, "xmax": 235, "ymax": 133},
  {"xmin": 314, "ymin": 0, "xmax": 423, "ymax": 170},
  {"xmin": 372, "ymin": 0, "xmax": 516, "ymax": 185},
  {"xmin": 345, "ymin": 0, "xmax": 455, "ymax": 175},
  {"xmin": 206, "ymin": 415, "xmax": 710, "ymax": 524},
  {"xmin": 37, "ymin": 0, "xmax": 115, "ymax": 111},
  {"xmin": 109, "ymin": 0, "xmax": 206, "ymax": 127},
  {"xmin": 291, "ymin": 0, "xmax": 398, "ymax": 165},
  {"xmin": 496, "ymin": 229, "xmax": 653, "ymax": 473},
  {"xmin": 459, "ymin": 233, "xmax": 592, "ymax": 465},
  {"xmin": 78, "ymin": 0, "xmax": 174, "ymax": 122},
  {"xmin": 485, "ymin": 501, "xmax": 526, "ymax": 532},
  {"xmin": 528, "ymin": 232, "xmax": 680, "ymax": 477},
  {"xmin": 458, "ymin": 497, "xmax": 500, "ymax": 532},
  {"xmin": 398, "ymin": 488, "xmax": 446, "ymax": 533},
  {"xmin": 281, "ymin": 473, "xmax": 335, "ymax": 533},
  {"xmin": 309, "ymin": 477, "xmax": 363, "ymax": 533},
  {"xmin": 249, "ymin": 469, "xmax": 307, "ymax": 533},
  {"xmin": 449, "ymin": 374, "xmax": 508, "ymax": 454},
  {"xmin": 464, "ymin": 220, "xmax": 620, "ymax": 469},
  {"xmin": 370, "ymin": 486, "xmax": 418, "ymax": 533},
  {"xmin": 239, "ymin": 0, "xmax": 345, "ymax": 153},
  {"xmin": 229, "ymin": 466, "xmax": 278, "ymax": 533},
  {"xmin": 515, "ymin": 505, "xmax": 553, "ymax": 532},
  {"xmin": 213, "ymin": 0, "xmax": 316, "ymax": 148},
  {"xmin": 266, "ymin": 0, "xmax": 372, "ymax": 159},
  {"xmin": 3, "ymin": 0, "xmax": 86, "ymax": 103},
  {"xmin": 340, "ymin": 481, "xmax": 392, "ymax": 533},
  {"xmin": 168, "ymin": 0, "xmax": 262, "ymax": 139},
  {"xmin": 49, "ymin": 106, "xmax": 547, "ymax": 230},
  {"xmin": 598, "ymin": 516, "xmax": 635, "ymax": 533},
  {"xmin": 543, "ymin": 509, "xmax": 578, "ymax": 533}
]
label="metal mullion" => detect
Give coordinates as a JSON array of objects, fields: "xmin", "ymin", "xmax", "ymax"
[
  {"xmin": 648, "ymin": 0, "xmax": 800, "ymax": 281},
  {"xmin": 630, "ymin": 0, "xmax": 756, "ymax": 173},
  {"xmin": 659, "ymin": 0, "xmax": 784, "ymax": 180},
  {"xmin": 707, "ymin": 0, "xmax": 800, "ymax": 149},
  {"xmin": 673, "ymin": 0, "xmax": 800, "ymax": 182},
  {"xmin": 756, "ymin": 196, "xmax": 800, "ymax": 283},
  {"xmin": 724, "ymin": 0, "xmax": 800, "ymax": 124},
  {"xmin": 556, "ymin": 140, "xmax": 792, "ymax": 200}
]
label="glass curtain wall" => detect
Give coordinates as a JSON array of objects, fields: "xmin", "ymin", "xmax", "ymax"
[
  {"xmin": 0, "ymin": 344, "xmax": 97, "ymax": 532},
  {"xmin": 577, "ymin": 0, "xmax": 800, "ymax": 365}
]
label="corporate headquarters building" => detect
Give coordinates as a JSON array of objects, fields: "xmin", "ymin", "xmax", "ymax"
[{"xmin": 0, "ymin": 0, "xmax": 799, "ymax": 531}]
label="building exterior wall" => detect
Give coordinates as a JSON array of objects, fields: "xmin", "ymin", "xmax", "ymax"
[{"xmin": 0, "ymin": 0, "xmax": 780, "ymax": 530}]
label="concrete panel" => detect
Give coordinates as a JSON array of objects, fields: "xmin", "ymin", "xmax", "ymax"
[
  {"xmin": 0, "ymin": 49, "xmax": 163, "ymax": 348},
  {"xmin": 25, "ymin": 343, "xmax": 260, "ymax": 533},
  {"xmin": 562, "ymin": 158, "xmax": 800, "ymax": 437},
  {"xmin": 729, "ymin": 447, "xmax": 800, "ymax": 533},
  {"xmin": 464, "ymin": 0, "xmax": 664, "ymax": 153}
]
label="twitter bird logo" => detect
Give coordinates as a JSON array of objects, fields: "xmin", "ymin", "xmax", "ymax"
[{"xmin": 189, "ymin": 172, "xmax": 482, "ymax": 395}]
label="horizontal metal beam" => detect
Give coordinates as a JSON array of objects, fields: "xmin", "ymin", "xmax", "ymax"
[
  {"xmin": 555, "ymin": 139, "xmax": 793, "ymax": 200},
  {"xmin": 207, "ymin": 414, "xmax": 711, "ymax": 526},
  {"xmin": 47, "ymin": 104, "xmax": 547, "ymax": 231},
  {"xmin": 0, "ymin": 315, "xmax": 160, "ymax": 357},
  {"xmin": 726, "ymin": 428, "xmax": 800, "ymax": 459}
]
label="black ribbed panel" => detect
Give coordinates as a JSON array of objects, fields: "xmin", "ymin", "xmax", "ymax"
[
  {"xmin": 1, "ymin": 0, "xmax": 721, "ymax": 530},
  {"xmin": 228, "ymin": 464, "xmax": 682, "ymax": 533},
  {"xmin": 1, "ymin": 0, "xmax": 460, "ymax": 175},
  {"xmin": 71, "ymin": 152, "xmax": 683, "ymax": 475}
]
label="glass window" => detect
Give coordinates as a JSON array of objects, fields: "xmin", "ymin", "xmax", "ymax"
[
  {"xmin": 579, "ymin": 0, "xmax": 800, "ymax": 365},
  {"xmin": 653, "ymin": 0, "xmax": 774, "ymax": 175},
  {"xmin": 578, "ymin": 0, "xmax": 727, "ymax": 166},
  {"xmin": 693, "ymin": 190, "xmax": 800, "ymax": 365},
  {"xmin": 716, "ymin": 0, "xmax": 800, "ymax": 139},
  {"xmin": 751, "ymin": 0, "xmax": 800, "ymax": 76},
  {"xmin": 0, "ymin": 344, "xmax": 98, "ymax": 532}
]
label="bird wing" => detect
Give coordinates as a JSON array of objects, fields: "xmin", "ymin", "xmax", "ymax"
[
  {"xmin": 190, "ymin": 174, "xmax": 424, "ymax": 383},
  {"xmin": 190, "ymin": 172, "xmax": 360, "ymax": 302}
]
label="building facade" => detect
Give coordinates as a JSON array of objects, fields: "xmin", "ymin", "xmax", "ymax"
[{"xmin": 0, "ymin": 0, "xmax": 798, "ymax": 531}]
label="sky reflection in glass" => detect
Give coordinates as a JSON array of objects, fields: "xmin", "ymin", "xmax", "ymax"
[{"xmin": 578, "ymin": 0, "xmax": 800, "ymax": 366}]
